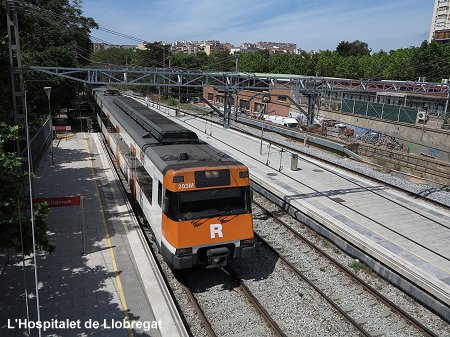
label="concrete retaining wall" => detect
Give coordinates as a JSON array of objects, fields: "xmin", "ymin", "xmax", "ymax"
[
  {"xmin": 318, "ymin": 109, "xmax": 450, "ymax": 162},
  {"xmin": 347, "ymin": 143, "xmax": 450, "ymax": 185}
]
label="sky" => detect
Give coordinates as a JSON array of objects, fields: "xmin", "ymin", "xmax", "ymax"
[{"xmin": 82, "ymin": 0, "xmax": 435, "ymax": 52}]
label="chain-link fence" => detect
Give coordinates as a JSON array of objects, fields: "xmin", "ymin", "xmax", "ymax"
[{"xmin": 341, "ymin": 99, "xmax": 418, "ymax": 124}]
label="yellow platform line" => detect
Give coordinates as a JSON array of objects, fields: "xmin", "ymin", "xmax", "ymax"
[{"xmin": 85, "ymin": 136, "xmax": 134, "ymax": 337}]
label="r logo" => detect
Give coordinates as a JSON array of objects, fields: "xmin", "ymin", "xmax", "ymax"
[{"xmin": 210, "ymin": 224, "xmax": 223, "ymax": 239}]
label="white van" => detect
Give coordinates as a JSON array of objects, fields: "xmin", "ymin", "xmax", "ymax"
[{"xmin": 264, "ymin": 115, "xmax": 299, "ymax": 128}]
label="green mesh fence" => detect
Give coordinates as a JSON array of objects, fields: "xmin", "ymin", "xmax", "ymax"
[{"xmin": 341, "ymin": 99, "xmax": 418, "ymax": 124}]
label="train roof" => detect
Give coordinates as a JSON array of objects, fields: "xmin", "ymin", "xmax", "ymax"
[{"xmin": 94, "ymin": 88, "xmax": 244, "ymax": 174}]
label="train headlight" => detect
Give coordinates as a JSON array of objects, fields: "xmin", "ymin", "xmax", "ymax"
[
  {"xmin": 240, "ymin": 239, "xmax": 254, "ymax": 247},
  {"xmin": 173, "ymin": 176, "xmax": 184, "ymax": 183},
  {"xmin": 239, "ymin": 171, "xmax": 249, "ymax": 178},
  {"xmin": 175, "ymin": 247, "xmax": 192, "ymax": 255}
]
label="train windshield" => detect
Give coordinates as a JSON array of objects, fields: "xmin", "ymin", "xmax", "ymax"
[{"xmin": 165, "ymin": 187, "xmax": 251, "ymax": 221}]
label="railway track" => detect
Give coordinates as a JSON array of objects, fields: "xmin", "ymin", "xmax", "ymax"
[
  {"xmin": 98, "ymin": 132, "xmax": 284, "ymax": 337},
  {"xmin": 251, "ymin": 192, "xmax": 440, "ymax": 337},
  {"xmin": 151, "ymin": 102, "xmax": 448, "ymax": 209},
  {"xmin": 97, "ymin": 101, "xmax": 448, "ymax": 335},
  {"xmin": 175, "ymin": 267, "xmax": 285, "ymax": 337}
]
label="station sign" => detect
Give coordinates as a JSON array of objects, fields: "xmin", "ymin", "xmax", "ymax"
[
  {"xmin": 52, "ymin": 126, "xmax": 71, "ymax": 131},
  {"xmin": 33, "ymin": 195, "xmax": 81, "ymax": 208}
]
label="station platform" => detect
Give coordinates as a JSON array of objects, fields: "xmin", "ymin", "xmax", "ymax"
[
  {"xmin": 0, "ymin": 133, "xmax": 188, "ymax": 337},
  {"xmin": 147, "ymin": 102, "xmax": 450, "ymax": 321}
]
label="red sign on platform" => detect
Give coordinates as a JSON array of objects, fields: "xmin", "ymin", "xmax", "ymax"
[
  {"xmin": 53, "ymin": 126, "xmax": 71, "ymax": 131},
  {"xmin": 34, "ymin": 195, "xmax": 81, "ymax": 208}
]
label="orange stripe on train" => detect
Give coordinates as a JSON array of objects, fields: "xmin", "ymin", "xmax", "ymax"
[{"xmin": 162, "ymin": 214, "xmax": 253, "ymax": 248}]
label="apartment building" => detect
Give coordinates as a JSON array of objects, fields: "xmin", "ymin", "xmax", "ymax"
[
  {"xmin": 204, "ymin": 42, "xmax": 231, "ymax": 55},
  {"xmin": 256, "ymin": 41, "xmax": 297, "ymax": 54},
  {"xmin": 429, "ymin": 0, "xmax": 450, "ymax": 43}
]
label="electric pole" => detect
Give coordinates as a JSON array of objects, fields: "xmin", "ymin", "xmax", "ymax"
[{"xmin": 6, "ymin": 0, "xmax": 26, "ymax": 153}]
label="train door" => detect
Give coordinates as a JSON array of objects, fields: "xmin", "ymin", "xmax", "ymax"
[
  {"xmin": 130, "ymin": 144, "xmax": 136, "ymax": 199},
  {"xmin": 115, "ymin": 125, "xmax": 121, "ymax": 166},
  {"xmin": 150, "ymin": 174, "xmax": 164, "ymax": 245}
]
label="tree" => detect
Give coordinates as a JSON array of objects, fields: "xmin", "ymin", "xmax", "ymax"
[
  {"xmin": 0, "ymin": 23, "xmax": 10, "ymax": 124},
  {"xmin": 315, "ymin": 51, "xmax": 341, "ymax": 77},
  {"xmin": 132, "ymin": 41, "xmax": 171, "ymax": 67},
  {"xmin": 335, "ymin": 56, "xmax": 361, "ymax": 78},
  {"xmin": 0, "ymin": 123, "xmax": 52, "ymax": 255},
  {"xmin": 239, "ymin": 50, "xmax": 270, "ymax": 73},
  {"xmin": 385, "ymin": 48, "xmax": 416, "ymax": 80},
  {"xmin": 336, "ymin": 40, "xmax": 370, "ymax": 57},
  {"xmin": 91, "ymin": 47, "xmax": 135, "ymax": 65},
  {"xmin": 269, "ymin": 54, "xmax": 292, "ymax": 74},
  {"xmin": 413, "ymin": 41, "xmax": 450, "ymax": 82},
  {"xmin": 0, "ymin": 0, "xmax": 98, "ymax": 123},
  {"xmin": 171, "ymin": 52, "xmax": 208, "ymax": 70},
  {"xmin": 207, "ymin": 50, "xmax": 233, "ymax": 72},
  {"xmin": 0, "ymin": 0, "xmax": 95, "ymax": 255}
]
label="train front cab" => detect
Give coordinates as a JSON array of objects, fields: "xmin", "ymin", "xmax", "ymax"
[{"xmin": 160, "ymin": 166, "xmax": 255, "ymax": 269}]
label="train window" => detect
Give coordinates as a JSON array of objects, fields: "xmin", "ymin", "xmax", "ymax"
[
  {"xmin": 164, "ymin": 187, "xmax": 251, "ymax": 221},
  {"xmin": 158, "ymin": 180, "xmax": 162, "ymax": 207},
  {"xmin": 140, "ymin": 177, "xmax": 153, "ymax": 205}
]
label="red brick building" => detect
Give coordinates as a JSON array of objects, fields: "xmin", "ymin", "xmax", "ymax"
[{"xmin": 203, "ymin": 86, "xmax": 291, "ymax": 117}]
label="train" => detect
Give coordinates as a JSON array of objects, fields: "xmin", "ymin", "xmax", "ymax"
[{"xmin": 92, "ymin": 87, "xmax": 255, "ymax": 269}]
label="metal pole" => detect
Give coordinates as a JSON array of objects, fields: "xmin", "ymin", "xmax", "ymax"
[
  {"xmin": 260, "ymin": 113, "xmax": 265, "ymax": 155},
  {"xmin": 50, "ymin": 128, "xmax": 54, "ymax": 165},
  {"xmin": 278, "ymin": 149, "xmax": 284, "ymax": 172},
  {"xmin": 444, "ymin": 94, "xmax": 449, "ymax": 117},
  {"xmin": 81, "ymin": 196, "xmax": 85, "ymax": 255},
  {"xmin": 24, "ymin": 85, "xmax": 42, "ymax": 337},
  {"xmin": 17, "ymin": 194, "xmax": 31, "ymax": 336},
  {"xmin": 44, "ymin": 87, "xmax": 54, "ymax": 165}
]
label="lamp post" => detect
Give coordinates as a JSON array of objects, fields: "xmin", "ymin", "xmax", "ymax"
[
  {"xmin": 43, "ymin": 87, "xmax": 54, "ymax": 165},
  {"xmin": 24, "ymin": 83, "xmax": 42, "ymax": 337}
]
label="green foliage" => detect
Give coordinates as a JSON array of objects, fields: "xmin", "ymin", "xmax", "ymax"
[
  {"xmin": 88, "ymin": 36, "xmax": 450, "ymax": 82},
  {"xmin": 0, "ymin": 123, "xmax": 22, "ymax": 179},
  {"xmin": 0, "ymin": 124, "xmax": 53, "ymax": 255},
  {"xmin": 385, "ymin": 48, "xmax": 416, "ymax": 80},
  {"xmin": 207, "ymin": 50, "xmax": 233, "ymax": 71},
  {"xmin": 21, "ymin": 202, "xmax": 53, "ymax": 255},
  {"xmin": 316, "ymin": 51, "xmax": 340, "ymax": 77},
  {"xmin": 349, "ymin": 260, "xmax": 366, "ymax": 271},
  {"xmin": 151, "ymin": 39, "xmax": 450, "ymax": 82},
  {"xmin": 167, "ymin": 97, "xmax": 179, "ymax": 107},
  {"xmin": 239, "ymin": 50, "xmax": 270, "ymax": 73},
  {"xmin": 91, "ymin": 48, "xmax": 135, "ymax": 65},
  {"xmin": 0, "ymin": 0, "xmax": 97, "ymax": 123},
  {"xmin": 0, "ymin": 1, "xmax": 91, "ymax": 256},
  {"xmin": 413, "ymin": 41, "xmax": 450, "ymax": 82},
  {"xmin": 171, "ymin": 52, "xmax": 208, "ymax": 70},
  {"xmin": 133, "ymin": 42, "xmax": 171, "ymax": 67},
  {"xmin": 337, "ymin": 40, "xmax": 371, "ymax": 57}
]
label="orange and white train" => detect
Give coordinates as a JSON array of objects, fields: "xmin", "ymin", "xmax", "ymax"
[{"xmin": 93, "ymin": 88, "xmax": 254, "ymax": 268}]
